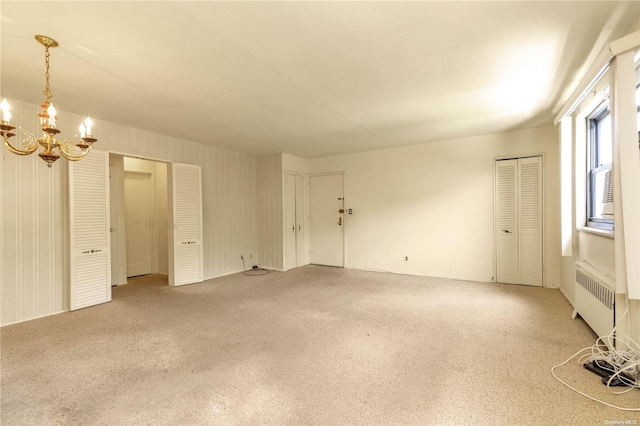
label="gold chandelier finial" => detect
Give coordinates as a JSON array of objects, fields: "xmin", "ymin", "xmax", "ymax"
[{"xmin": 0, "ymin": 35, "xmax": 98, "ymax": 168}]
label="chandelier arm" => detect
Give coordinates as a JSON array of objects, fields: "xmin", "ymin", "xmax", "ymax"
[
  {"xmin": 58, "ymin": 139, "xmax": 91, "ymax": 162},
  {"xmin": 2, "ymin": 131, "xmax": 39, "ymax": 155},
  {"xmin": 58, "ymin": 149, "xmax": 90, "ymax": 162}
]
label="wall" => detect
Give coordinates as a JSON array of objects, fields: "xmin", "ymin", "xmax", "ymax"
[
  {"xmin": 256, "ymin": 154, "xmax": 283, "ymax": 270},
  {"xmin": 283, "ymin": 153, "xmax": 310, "ymax": 175},
  {"xmin": 154, "ymin": 161, "xmax": 168, "ymax": 274},
  {"xmin": 1, "ymin": 103, "xmax": 69, "ymax": 324},
  {"xmin": 309, "ymin": 126, "xmax": 561, "ymax": 285},
  {"xmin": 1, "ymin": 100, "xmax": 257, "ymax": 325}
]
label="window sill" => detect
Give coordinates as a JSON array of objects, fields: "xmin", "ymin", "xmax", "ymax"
[{"xmin": 577, "ymin": 226, "xmax": 614, "ymax": 239}]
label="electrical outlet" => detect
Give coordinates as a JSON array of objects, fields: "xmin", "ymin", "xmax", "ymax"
[
  {"xmin": 404, "ymin": 256, "xmax": 408, "ymax": 262},
  {"xmin": 249, "ymin": 253, "xmax": 253, "ymax": 260}
]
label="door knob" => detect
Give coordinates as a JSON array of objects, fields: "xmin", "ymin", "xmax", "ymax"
[{"xmin": 501, "ymin": 229, "xmax": 512, "ymax": 234}]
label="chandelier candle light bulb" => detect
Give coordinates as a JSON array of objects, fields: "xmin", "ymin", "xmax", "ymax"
[
  {"xmin": 85, "ymin": 118, "xmax": 93, "ymax": 137},
  {"xmin": 1, "ymin": 99, "xmax": 10, "ymax": 123},
  {"xmin": 47, "ymin": 104, "xmax": 56, "ymax": 127},
  {"xmin": 0, "ymin": 35, "xmax": 98, "ymax": 167}
]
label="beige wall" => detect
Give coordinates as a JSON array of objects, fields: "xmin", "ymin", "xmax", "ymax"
[
  {"xmin": 256, "ymin": 154, "xmax": 283, "ymax": 270},
  {"xmin": 309, "ymin": 126, "xmax": 561, "ymax": 285}
]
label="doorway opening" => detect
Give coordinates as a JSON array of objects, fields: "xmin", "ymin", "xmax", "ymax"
[{"xmin": 109, "ymin": 154, "xmax": 169, "ymax": 287}]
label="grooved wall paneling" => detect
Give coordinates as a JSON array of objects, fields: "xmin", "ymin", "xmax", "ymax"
[{"xmin": 257, "ymin": 154, "xmax": 283, "ymax": 270}]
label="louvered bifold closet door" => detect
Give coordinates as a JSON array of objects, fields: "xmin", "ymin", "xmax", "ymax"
[
  {"xmin": 495, "ymin": 156, "xmax": 542, "ymax": 287},
  {"xmin": 69, "ymin": 150, "xmax": 111, "ymax": 310},
  {"xmin": 518, "ymin": 157, "xmax": 542, "ymax": 286},
  {"xmin": 171, "ymin": 163, "xmax": 203, "ymax": 286},
  {"xmin": 496, "ymin": 159, "xmax": 518, "ymax": 284}
]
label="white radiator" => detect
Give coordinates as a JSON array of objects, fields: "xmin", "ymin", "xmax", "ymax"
[{"xmin": 573, "ymin": 261, "xmax": 615, "ymax": 344}]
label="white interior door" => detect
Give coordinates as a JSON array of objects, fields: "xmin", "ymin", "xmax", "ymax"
[
  {"xmin": 124, "ymin": 172, "xmax": 153, "ymax": 277},
  {"xmin": 295, "ymin": 174, "xmax": 306, "ymax": 267},
  {"xmin": 284, "ymin": 173, "xmax": 297, "ymax": 271},
  {"xmin": 495, "ymin": 156, "xmax": 542, "ymax": 286},
  {"xmin": 284, "ymin": 173, "xmax": 308, "ymax": 270},
  {"xmin": 69, "ymin": 149, "xmax": 111, "ymax": 310},
  {"xmin": 168, "ymin": 163, "xmax": 203, "ymax": 286},
  {"xmin": 310, "ymin": 173, "xmax": 344, "ymax": 267}
]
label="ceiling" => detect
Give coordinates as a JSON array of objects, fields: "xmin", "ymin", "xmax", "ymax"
[{"xmin": 1, "ymin": 2, "xmax": 639, "ymax": 159}]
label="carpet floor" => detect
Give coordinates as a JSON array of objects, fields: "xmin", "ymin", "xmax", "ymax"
[{"xmin": 1, "ymin": 265, "xmax": 639, "ymax": 425}]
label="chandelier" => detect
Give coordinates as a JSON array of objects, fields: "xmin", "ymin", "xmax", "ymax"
[{"xmin": 0, "ymin": 35, "xmax": 97, "ymax": 168}]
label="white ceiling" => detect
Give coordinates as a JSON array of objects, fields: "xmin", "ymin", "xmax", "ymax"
[{"xmin": 1, "ymin": 1, "xmax": 639, "ymax": 159}]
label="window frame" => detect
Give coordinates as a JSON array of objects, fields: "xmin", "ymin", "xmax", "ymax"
[{"xmin": 586, "ymin": 104, "xmax": 614, "ymax": 231}]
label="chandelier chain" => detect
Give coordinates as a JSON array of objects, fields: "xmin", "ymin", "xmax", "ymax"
[{"xmin": 43, "ymin": 46, "xmax": 52, "ymax": 102}]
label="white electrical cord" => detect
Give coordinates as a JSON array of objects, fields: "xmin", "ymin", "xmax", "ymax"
[
  {"xmin": 241, "ymin": 256, "xmax": 269, "ymax": 276},
  {"xmin": 551, "ymin": 306, "xmax": 640, "ymax": 411}
]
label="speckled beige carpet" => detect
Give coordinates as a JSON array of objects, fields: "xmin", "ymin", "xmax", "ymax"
[{"xmin": 1, "ymin": 266, "xmax": 639, "ymax": 425}]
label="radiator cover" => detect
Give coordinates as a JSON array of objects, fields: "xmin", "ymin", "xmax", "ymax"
[{"xmin": 574, "ymin": 261, "xmax": 615, "ymax": 344}]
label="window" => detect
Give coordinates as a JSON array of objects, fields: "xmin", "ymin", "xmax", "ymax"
[{"xmin": 587, "ymin": 105, "xmax": 613, "ymax": 230}]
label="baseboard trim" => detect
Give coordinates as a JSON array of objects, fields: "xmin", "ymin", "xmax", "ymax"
[{"xmin": 1, "ymin": 309, "xmax": 69, "ymax": 328}]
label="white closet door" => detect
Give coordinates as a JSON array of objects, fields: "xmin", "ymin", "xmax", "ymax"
[
  {"xmin": 519, "ymin": 157, "xmax": 542, "ymax": 286},
  {"xmin": 284, "ymin": 173, "xmax": 297, "ymax": 271},
  {"xmin": 169, "ymin": 163, "xmax": 203, "ymax": 286},
  {"xmin": 295, "ymin": 174, "xmax": 306, "ymax": 267},
  {"xmin": 496, "ymin": 159, "xmax": 518, "ymax": 284},
  {"xmin": 284, "ymin": 173, "xmax": 307, "ymax": 271},
  {"xmin": 495, "ymin": 156, "xmax": 542, "ymax": 286},
  {"xmin": 69, "ymin": 150, "xmax": 111, "ymax": 310}
]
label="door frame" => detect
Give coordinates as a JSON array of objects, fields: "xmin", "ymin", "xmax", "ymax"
[
  {"xmin": 308, "ymin": 171, "xmax": 345, "ymax": 268},
  {"xmin": 73, "ymin": 149, "xmax": 202, "ymax": 307},
  {"xmin": 493, "ymin": 153, "xmax": 545, "ymax": 286},
  {"xmin": 106, "ymin": 150, "xmax": 186, "ymax": 285}
]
